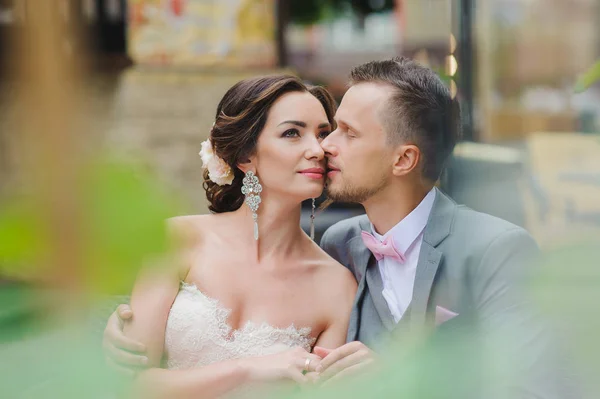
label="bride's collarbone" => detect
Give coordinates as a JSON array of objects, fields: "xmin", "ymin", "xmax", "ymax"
[{"xmin": 195, "ymin": 253, "xmax": 322, "ymax": 274}]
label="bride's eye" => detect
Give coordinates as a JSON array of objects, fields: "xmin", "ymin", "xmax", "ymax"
[
  {"xmin": 282, "ymin": 129, "xmax": 300, "ymax": 138},
  {"xmin": 318, "ymin": 130, "xmax": 331, "ymax": 139}
]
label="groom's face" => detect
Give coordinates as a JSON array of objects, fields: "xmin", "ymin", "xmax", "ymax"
[{"xmin": 321, "ymin": 82, "xmax": 395, "ymax": 203}]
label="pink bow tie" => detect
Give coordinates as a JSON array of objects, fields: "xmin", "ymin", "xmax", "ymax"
[{"xmin": 361, "ymin": 231, "xmax": 406, "ymax": 263}]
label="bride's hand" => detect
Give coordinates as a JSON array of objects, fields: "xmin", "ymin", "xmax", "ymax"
[{"xmin": 239, "ymin": 347, "xmax": 322, "ymax": 384}]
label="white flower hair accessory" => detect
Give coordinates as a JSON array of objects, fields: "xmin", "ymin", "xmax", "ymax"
[{"xmin": 199, "ymin": 138, "xmax": 234, "ymax": 186}]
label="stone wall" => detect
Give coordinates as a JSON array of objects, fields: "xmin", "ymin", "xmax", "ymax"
[{"xmin": 0, "ymin": 68, "xmax": 282, "ymax": 215}]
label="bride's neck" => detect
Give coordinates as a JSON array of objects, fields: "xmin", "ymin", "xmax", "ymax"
[{"xmin": 233, "ymin": 193, "xmax": 305, "ymax": 259}]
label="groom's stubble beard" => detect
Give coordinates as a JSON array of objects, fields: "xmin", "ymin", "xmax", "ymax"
[{"xmin": 325, "ymin": 172, "xmax": 388, "ymax": 204}]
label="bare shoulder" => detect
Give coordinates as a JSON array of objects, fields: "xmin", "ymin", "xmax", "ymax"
[
  {"xmin": 163, "ymin": 214, "xmax": 217, "ymax": 278},
  {"xmin": 166, "ymin": 214, "xmax": 218, "ymax": 247}
]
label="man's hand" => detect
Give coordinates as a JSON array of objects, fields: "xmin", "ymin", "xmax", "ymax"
[
  {"xmin": 102, "ymin": 304, "xmax": 148, "ymax": 376},
  {"xmin": 313, "ymin": 342, "xmax": 376, "ymax": 383}
]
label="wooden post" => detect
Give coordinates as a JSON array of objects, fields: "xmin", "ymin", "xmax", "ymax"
[
  {"xmin": 475, "ymin": 0, "xmax": 493, "ymax": 142},
  {"xmin": 275, "ymin": 0, "xmax": 290, "ymax": 68},
  {"xmin": 10, "ymin": 0, "xmax": 85, "ymax": 297}
]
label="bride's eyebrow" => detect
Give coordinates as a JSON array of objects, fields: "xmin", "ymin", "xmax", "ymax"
[
  {"xmin": 278, "ymin": 120, "xmax": 306, "ymax": 127},
  {"xmin": 277, "ymin": 121, "xmax": 330, "ymax": 129}
]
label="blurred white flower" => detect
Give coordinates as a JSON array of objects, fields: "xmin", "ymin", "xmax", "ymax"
[{"xmin": 199, "ymin": 139, "xmax": 234, "ymax": 186}]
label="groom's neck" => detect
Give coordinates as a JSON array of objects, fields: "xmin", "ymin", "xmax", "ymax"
[{"xmin": 362, "ymin": 182, "xmax": 431, "ymax": 235}]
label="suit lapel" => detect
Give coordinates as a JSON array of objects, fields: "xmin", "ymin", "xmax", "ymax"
[
  {"xmin": 409, "ymin": 242, "xmax": 443, "ymax": 328},
  {"xmin": 345, "ymin": 234, "xmax": 371, "ymax": 342},
  {"xmin": 366, "ymin": 260, "xmax": 395, "ymax": 330},
  {"xmin": 346, "ymin": 265, "xmax": 365, "ymax": 342},
  {"xmin": 357, "ymin": 217, "xmax": 395, "ymax": 331},
  {"xmin": 409, "ymin": 189, "xmax": 456, "ymax": 330}
]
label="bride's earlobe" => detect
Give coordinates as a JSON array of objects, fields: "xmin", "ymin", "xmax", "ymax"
[{"xmin": 237, "ymin": 156, "xmax": 255, "ymax": 174}]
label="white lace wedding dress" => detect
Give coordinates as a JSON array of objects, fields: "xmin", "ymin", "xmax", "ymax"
[{"xmin": 164, "ymin": 282, "xmax": 316, "ymax": 370}]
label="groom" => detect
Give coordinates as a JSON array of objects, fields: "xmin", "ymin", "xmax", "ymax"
[
  {"xmin": 103, "ymin": 57, "xmax": 572, "ymax": 396},
  {"xmin": 311, "ymin": 58, "xmax": 572, "ymax": 396}
]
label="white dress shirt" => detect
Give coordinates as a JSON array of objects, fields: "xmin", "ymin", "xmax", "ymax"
[{"xmin": 370, "ymin": 188, "xmax": 437, "ymax": 323}]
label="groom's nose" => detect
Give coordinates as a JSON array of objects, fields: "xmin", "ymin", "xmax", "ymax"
[
  {"xmin": 320, "ymin": 132, "xmax": 338, "ymax": 157},
  {"xmin": 305, "ymin": 136, "xmax": 325, "ymax": 160}
]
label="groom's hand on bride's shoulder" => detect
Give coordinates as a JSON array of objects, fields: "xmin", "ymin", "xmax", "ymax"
[
  {"xmin": 102, "ymin": 304, "xmax": 148, "ymax": 376},
  {"xmin": 313, "ymin": 342, "xmax": 376, "ymax": 383}
]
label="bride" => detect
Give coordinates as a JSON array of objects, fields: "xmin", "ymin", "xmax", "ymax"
[{"xmin": 108, "ymin": 75, "xmax": 357, "ymax": 398}]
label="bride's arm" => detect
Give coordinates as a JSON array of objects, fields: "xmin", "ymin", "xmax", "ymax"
[
  {"xmin": 131, "ymin": 362, "xmax": 249, "ymax": 399},
  {"xmin": 312, "ymin": 267, "xmax": 357, "ymax": 349},
  {"xmin": 123, "ymin": 264, "xmax": 252, "ymax": 399}
]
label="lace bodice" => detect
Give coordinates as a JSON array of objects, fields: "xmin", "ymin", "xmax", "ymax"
[{"xmin": 164, "ymin": 282, "xmax": 316, "ymax": 370}]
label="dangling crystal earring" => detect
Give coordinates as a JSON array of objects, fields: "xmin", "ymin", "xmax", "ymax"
[
  {"xmin": 310, "ymin": 198, "xmax": 316, "ymax": 241},
  {"xmin": 242, "ymin": 171, "xmax": 262, "ymax": 240}
]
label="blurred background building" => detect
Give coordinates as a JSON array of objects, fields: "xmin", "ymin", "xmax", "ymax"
[{"xmin": 0, "ymin": 0, "xmax": 599, "ymax": 246}]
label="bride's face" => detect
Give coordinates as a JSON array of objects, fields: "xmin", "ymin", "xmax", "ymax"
[{"xmin": 250, "ymin": 91, "xmax": 332, "ymax": 201}]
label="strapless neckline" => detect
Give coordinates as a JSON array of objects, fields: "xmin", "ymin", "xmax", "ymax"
[
  {"xmin": 179, "ymin": 281, "xmax": 314, "ymax": 342},
  {"xmin": 164, "ymin": 281, "xmax": 316, "ymax": 369}
]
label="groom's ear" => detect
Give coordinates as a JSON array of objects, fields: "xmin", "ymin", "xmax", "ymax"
[
  {"xmin": 313, "ymin": 346, "xmax": 333, "ymax": 358},
  {"xmin": 391, "ymin": 144, "xmax": 420, "ymax": 177}
]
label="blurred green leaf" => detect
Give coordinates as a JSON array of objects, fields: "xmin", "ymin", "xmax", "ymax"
[
  {"xmin": 531, "ymin": 239, "xmax": 600, "ymax": 397},
  {"xmin": 0, "ymin": 200, "xmax": 47, "ymax": 271},
  {"xmin": 0, "ymin": 283, "xmax": 41, "ymax": 343},
  {"xmin": 82, "ymin": 157, "xmax": 181, "ymax": 295},
  {"xmin": 290, "ymin": 0, "xmax": 395, "ymax": 25},
  {"xmin": 0, "ymin": 321, "xmax": 122, "ymax": 399},
  {"xmin": 0, "ymin": 154, "xmax": 182, "ymax": 295},
  {"xmin": 290, "ymin": 0, "xmax": 328, "ymax": 25},
  {"xmin": 574, "ymin": 59, "xmax": 600, "ymax": 93}
]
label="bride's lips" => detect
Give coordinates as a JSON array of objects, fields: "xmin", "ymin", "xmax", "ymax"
[{"xmin": 298, "ymin": 167, "xmax": 325, "ymax": 179}]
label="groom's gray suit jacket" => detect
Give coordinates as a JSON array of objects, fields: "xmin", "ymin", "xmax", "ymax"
[{"xmin": 320, "ymin": 189, "xmax": 576, "ymax": 398}]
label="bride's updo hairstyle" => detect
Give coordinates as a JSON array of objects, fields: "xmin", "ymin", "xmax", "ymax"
[{"xmin": 203, "ymin": 75, "xmax": 337, "ymax": 213}]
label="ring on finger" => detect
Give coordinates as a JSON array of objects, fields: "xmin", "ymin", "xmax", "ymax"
[{"xmin": 304, "ymin": 358, "xmax": 311, "ymax": 372}]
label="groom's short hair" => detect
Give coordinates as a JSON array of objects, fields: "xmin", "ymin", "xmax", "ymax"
[{"xmin": 349, "ymin": 57, "xmax": 462, "ymax": 182}]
